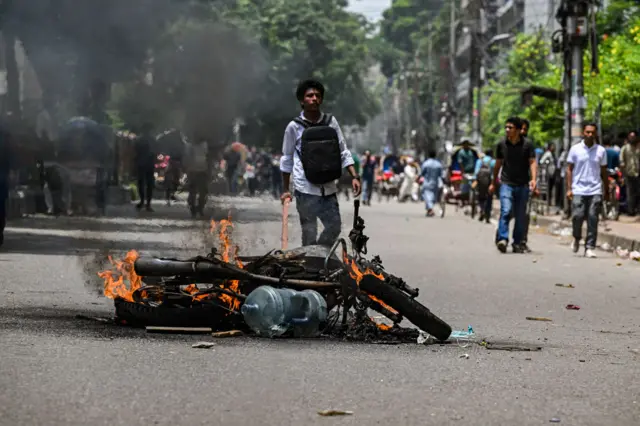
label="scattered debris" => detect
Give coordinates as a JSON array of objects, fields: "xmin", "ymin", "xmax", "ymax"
[
  {"xmin": 579, "ymin": 359, "xmax": 586, "ymax": 362},
  {"xmin": 616, "ymin": 247, "xmax": 630, "ymax": 259},
  {"xmin": 526, "ymin": 317, "xmax": 552, "ymax": 322},
  {"xmin": 146, "ymin": 326, "xmax": 212, "ymax": 334},
  {"xmin": 317, "ymin": 410, "xmax": 353, "ymax": 417},
  {"xmin": 212, "ymin": 330, "xmax": 244, "ymax": 338},
  {"xmin": 459, "ymin": 353, "xmax": 470, "ymax": 359},
  {"xmin": 616, "ymin": 262, "xmax": 623, "ymax": 266},
  {"xmin": 75, "ymin": 314, "xmax": 112, "ymax": 324},
  {"xmin": 450, "ymin": 326, "xmax": 475, "ymax": 340},
  {"xmin": 192, "ymin": 342, "xmax": 216, "ymax": 349},
  {"xmin": 565, "ymin": 304, "xmax": 581, "ymax": 310},
  {"xmin": 549, "ymin": 417, "xmax": 561, "ymax": 423},
  {"xmin": 532, "ymin": 259, "xmax": 538, "ymax": 263},
  {"xmin": 417, "ymin": 331, "xmax": 429, "ymax": 345},
  {"xmin": 484, "ymin": 343, "xmax": 542, "ymax": 352},
  {"xmin": 600, "ymin": 242, "xmax": 612, "ymax": 252},
  {"xmin": 555, "ymin": 283, "xmax": 575, "ymax": 288},
  {"xmin": 630, "ymin": 251, "xmax": 640, "ymax": 261}
]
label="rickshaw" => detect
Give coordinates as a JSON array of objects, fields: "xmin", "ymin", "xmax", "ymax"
[
  {"xmin": 444, "ymin": 142, "xmax": 480, "ymax": 209},
  {"xmin": 376, "ymin": 154, "xmax": 402, "ymax": 202}
]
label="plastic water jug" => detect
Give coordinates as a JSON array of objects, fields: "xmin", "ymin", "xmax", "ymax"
[{"xmin": 240, "ymin": 286, "xmax": 328, "ymax": 338}]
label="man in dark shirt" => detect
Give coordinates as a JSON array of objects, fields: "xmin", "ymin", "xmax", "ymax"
[
  {"xmin": 134, "ymin": 122, "xmax": 156, "ymax": 212},
  {"xmin": 489, "ymin": 117, "xmax": 537, "ymax": 253}
]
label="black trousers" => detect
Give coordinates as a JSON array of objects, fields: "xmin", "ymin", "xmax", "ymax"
[
  {"xmin": 137, "ymin": 167, "xmax": 154, "ymax": 206},
  {"xmin": 187, "ymin": 171, "xmax": 208, "ymax": 215}
]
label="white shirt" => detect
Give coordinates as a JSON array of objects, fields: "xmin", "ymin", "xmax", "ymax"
[
  {"xmin": 280, "ymin": 112, "xmax": 354, "ymax": 196},
  {"xmin": 567, "ymin": 141, "xmax": 607, "ymax": 196}
]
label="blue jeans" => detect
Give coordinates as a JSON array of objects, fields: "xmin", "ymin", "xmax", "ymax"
[{"xmin": 496, "ymin": 184, "xmax": 529, "ymax": 245}]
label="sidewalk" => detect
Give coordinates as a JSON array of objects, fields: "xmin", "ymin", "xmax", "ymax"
[
  {"xmin": 532, "ymin": 211, "xmax": 640, "ymax": 251},
  {"xmin": 487, "ymin": 199, "xmax": 640, "ymax": 251}
]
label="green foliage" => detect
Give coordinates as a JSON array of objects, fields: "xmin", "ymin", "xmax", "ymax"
[{"xmin": 482, "ymin": 2, "xmax": 640, "ymax": 147}]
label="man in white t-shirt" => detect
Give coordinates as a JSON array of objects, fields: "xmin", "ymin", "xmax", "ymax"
[{"xmin": 566, "ymin": 122, "xmax": 608, "ymax": 258}]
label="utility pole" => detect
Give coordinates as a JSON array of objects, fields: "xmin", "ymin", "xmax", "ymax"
[
  {"xmin": 427, "ymin": 23, "xmax": 435, "ymax": 153},
  {"xmin": 448, "ymin": 0, "xmax": 458, "ymax": 145},
  {"xmin": 470, "ymin": 0, "xmax": 483, "ymax": 148}
]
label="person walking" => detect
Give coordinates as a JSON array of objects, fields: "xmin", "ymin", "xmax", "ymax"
[
  {"xmin": 418, "ymin": 150, "xmax": 443, "ymax": 217},
  {"xmin": 620, "ymin": 130, "xmax": 640, "ymax": 216},
  {"xmin": 183, "ymin": 135, "xmax": 210, "ymax": 218},
  {"xmin": 280, "ymin": 79, "xmax": 361, "ymax": 247},
  {"xmin": 474, "ymin": 148, "xmax": 495, "ymax": 223},
  {"xmin": 519, "ymin": 118, "xmax": 536, "ymax": 253},
  {"xmin": 490, "ymin": 117, "xmax": 537, "ymax": 253},
  {"xmin": 566, "ymin": 123, "xmax": 608, "ymax": 258},
  {"xmin": 134, "ymin": 122, "xmax": 156, "ymax": 212},
  {"xmin": 361, "ymin": 150, "xmax": 377, "ymax": 206}
]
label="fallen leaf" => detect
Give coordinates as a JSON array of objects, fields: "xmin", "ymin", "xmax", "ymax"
[
  {"xmin": 318, "ymin": 410, "xmax": 353, "ymax": 417},
  {"xmin": 192, "ymin": 342, "xmax": 216, "ymax": 349},
  {"xmin": 526, "ymin": 316, "xmax": 552, "ymax": 322}
]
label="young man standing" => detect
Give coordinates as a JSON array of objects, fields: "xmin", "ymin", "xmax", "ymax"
[
  {"xmin": 490, "ymin": 117, "xmax": 537, "ymax": 253},
  {"xmin": 566, "ymin": 123, "xmax": 608, "ymax": 258},
  {"xmin": 520, "ymin": 118, "xmax": 535, "ymax": 253},
  {"xmin": 280, "ymin": 79, "xmax": 361, "ymax": 247}
]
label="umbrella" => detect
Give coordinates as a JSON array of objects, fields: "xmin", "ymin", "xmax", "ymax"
[
  {"xmin": 60, "ymin": 116, "xmax": 106, "ymax": 142},
  {"xmin": 230, "ymin": 141, "xmax": 247, "ymax": 153}
]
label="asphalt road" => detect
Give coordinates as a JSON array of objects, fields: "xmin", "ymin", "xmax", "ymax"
[{"xmin": 1, "ymin": 196, "xmax": 639, "ymax": 426}]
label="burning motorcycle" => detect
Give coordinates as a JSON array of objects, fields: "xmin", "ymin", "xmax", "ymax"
[{"xmin": 99, "ymin": 200, "xmax": 452, "ymax": 341}]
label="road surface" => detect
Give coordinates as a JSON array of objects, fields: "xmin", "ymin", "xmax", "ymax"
[{"xmin": 1, "ymin": 197, "xmax": 639, "ymax": 426}]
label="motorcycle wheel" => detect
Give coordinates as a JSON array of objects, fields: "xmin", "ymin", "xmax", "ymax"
[{"xmin": 359, "ymin": 275, "xmax": 452, "ymax": 341}]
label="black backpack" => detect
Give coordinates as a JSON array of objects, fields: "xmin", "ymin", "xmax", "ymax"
[{"xmin": 293, "ymin": 114, "xmax": 343, "ymax": 186}]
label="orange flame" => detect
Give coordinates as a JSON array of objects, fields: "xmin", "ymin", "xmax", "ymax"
[
  {"xmin": 374, "ymin": 321, "xmax": 392, "ymax": 331},
  {"xmin": 98, "ymin": 250, "xmax": 142, "ymax": 302},
  {"xmin": 210, "ymin": 218, "xmax": 243, "ymax": 311},
  {"xmin": 343, "ymin": 254, "xmax": 399, "ymax": 315}
]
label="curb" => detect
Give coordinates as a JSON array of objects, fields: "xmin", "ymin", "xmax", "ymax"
[{"xmin": 531, "ymin": 215, "xmax": 640, "ymax": 251}]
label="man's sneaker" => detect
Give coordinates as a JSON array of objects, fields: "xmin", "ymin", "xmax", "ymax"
[
  {"xmin": 585, "ymin": 248, "xmax": 597, "ymax": 258},
  {"xmin": 496, "ymin": 240, "xmax": 507, "ymax": 253},
  {"xmin": 521, "ymin": 242, "xmax": 532, "ymax": 253},
  {"xmin": 512, "ymin": 244, "xmax": 525, "ymax": 254},
  {"xmin": 571, "ymin": 239, "xmax": 580, "ymax": 253}
]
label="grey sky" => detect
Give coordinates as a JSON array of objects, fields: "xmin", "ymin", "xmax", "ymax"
[{"xmin": 347, "ymin": 0, "xmax": 391, "ymax": 22}]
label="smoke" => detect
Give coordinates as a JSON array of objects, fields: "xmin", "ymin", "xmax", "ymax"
[{"xmin": 5, "ymin": 0, "xmax": 272, "ymax": 145}]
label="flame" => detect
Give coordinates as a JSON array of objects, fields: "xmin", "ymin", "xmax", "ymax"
[
  {"xmin": 98, "ymin": 250, "xmax": 142, "ymax": 302},
  {"xmin": 343, "ymin": 254, "xmax": 399, "ymax": 315},
  {"xmin": 210, "ymin": 218, "xmax": 242, "ymax": 311},
  {"xmin": 374, "ymin": 321, "xmax": 392, "ymax": 331}
]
